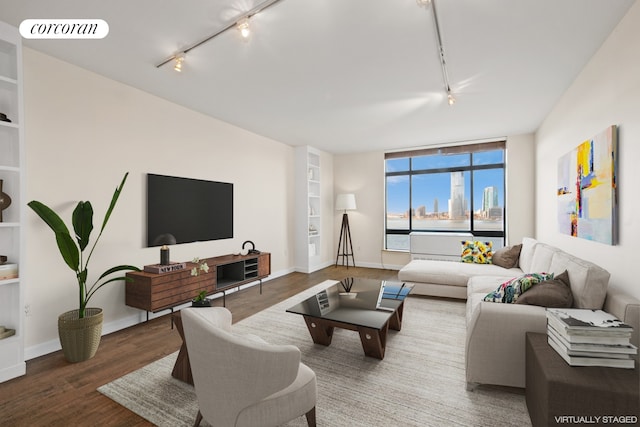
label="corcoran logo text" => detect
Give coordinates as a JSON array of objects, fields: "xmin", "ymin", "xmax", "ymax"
[{"xmin": 19, "ymin": 19, "xmax": 109, "ymax": 39}]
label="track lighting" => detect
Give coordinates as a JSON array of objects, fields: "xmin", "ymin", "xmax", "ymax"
[
  {"xmin": 173, "ymin": 53, "xmax": 185, "ymax": 72},
  {"xmin": 423, "ymin": 0, "xmax": 457, "ymax": 105},
  {"xmin": 236, "ymin": 17, "xmax": 251, "ymax": 40},
  {"xmin": 156, "ymin": 0, "xmax": 287, "ymax": 69}
]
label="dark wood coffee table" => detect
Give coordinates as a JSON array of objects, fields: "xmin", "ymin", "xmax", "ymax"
[{"xmin": 286, "ymin": 279, "xmax": 412, "ymax": 360}]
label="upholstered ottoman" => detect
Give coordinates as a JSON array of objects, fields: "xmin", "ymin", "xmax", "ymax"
[{"xmin": 525, "ymin": 332, "xmax": 639, "ymax": 426}]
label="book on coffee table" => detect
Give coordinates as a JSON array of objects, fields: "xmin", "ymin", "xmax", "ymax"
[{"xmin": 382, "ymin": 282, "xmax": 411, "ymax": 300}]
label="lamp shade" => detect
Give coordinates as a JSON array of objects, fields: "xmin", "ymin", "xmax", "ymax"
[
  {"xmin": 335, "ymin": 193, "xmax": 357, "ymax": 211},
  {"xmin": 152, "ymin": 233, "xmax": 177, "ymax": 247}
]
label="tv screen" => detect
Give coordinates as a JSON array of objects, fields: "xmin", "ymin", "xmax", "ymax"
[{"xmin": 146, "ymin": 173, "xmax": 233, "ymax": 247}]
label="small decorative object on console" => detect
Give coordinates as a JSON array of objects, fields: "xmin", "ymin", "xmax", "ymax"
[
  {"xmin": 241, "ymin": 240, "xmax": 261, "ymax": 256},
  {"xmin": 143, "ymin": 262, "xmax": 186, "ymax": 274},
  {"xmin": 190, "ymin": 258, "xmax": 210, "ymax": 276},
  {"xmin": 151, "ymin": 233, "xmax": 177, "ymax": 265},
  {"xmin": 191, "ymin": 290, "xmax": 211, "ymax": 307}
]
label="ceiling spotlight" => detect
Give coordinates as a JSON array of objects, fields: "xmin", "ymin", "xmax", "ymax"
[
  {"xmin": 447, "ymin": 91, "xmax": 456, "ymax": 106},
  {"xmin": 236, "ymin": 17, "xmax": 251, "ymax": 39},
  {"xmin": 173, "ymin": 53, "xmax": 185, "ymax": 72}
]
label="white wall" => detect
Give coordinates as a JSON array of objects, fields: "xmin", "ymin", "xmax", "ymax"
[
  {"xmin": 333, "ymin": 151, "xmax": 388, "ymax": 268},
  {"xmin": 333, "ymin": 136, "xmax": 535, "ymax": 270},
  {"xmin": 535, "ymin": 2, "xmax": 640, "ymax": 300},
  {"xmin": 505, "ymin": 134, "xmax": 536, "ymax": 244},
  {"xmin": 22, "ymin": 49, "xmax": 296, "ymax": 358}
]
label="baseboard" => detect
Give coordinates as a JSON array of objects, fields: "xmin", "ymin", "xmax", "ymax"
[{"xmin": 0, "ymin": 362, "xmax": 26, "ymax": 383}]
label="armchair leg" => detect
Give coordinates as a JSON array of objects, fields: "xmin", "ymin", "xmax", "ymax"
[
  {"xmin": 305, "ymin": 406, "xmax": 316, "ymax": 427},
  {"xmin": 193, "ymin": 410, "xmax": 203, "ymax": 427}
]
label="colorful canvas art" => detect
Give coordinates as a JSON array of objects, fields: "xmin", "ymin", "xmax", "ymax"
[{"xmin": 557, "ymin": 126, "xmax": 617, "ymax": 245}]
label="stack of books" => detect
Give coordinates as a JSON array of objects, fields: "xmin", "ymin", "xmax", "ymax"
[{"xmin": 546, "ymin": 308, "xmax": 637, "ymax": 369}]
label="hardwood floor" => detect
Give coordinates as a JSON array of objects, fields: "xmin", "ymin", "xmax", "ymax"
[{"xmin": 0, "ymin": 266, "xmax": 399, "ymax": 427}]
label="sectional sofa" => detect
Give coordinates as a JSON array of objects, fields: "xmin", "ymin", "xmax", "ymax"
[{"xmin": 398, "ymin": 237, "xmax": 640, "ymax": 389}]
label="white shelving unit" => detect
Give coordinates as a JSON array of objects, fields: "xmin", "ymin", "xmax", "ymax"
[
  {"xmin": 0, "ymin": 20, "xmax": 25, "ymax": 383},
  {"xmin": 295, "ymin": 146, "xmax": 324, "ymax": 273}
]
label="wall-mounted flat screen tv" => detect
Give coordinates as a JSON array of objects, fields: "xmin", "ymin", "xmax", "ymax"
[{"xmin": 146, "ymin": 173, "xmax": 233, "ymax": 247}]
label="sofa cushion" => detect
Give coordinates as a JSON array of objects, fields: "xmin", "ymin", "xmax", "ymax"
[
  {"xmin": 492, "ymin": 244, "xmax": 522, "ymax": 269},
  {"xmin": 398, "ymin": 259, "xmax": 517, "ymax": 287},
  {"xmin": 529, "ymin": 243, "xmax": 559, "ymax": 274},
  {"xmin": 549, "ymin": 251, "xmax": 610, "ymax": 309},
  {"xmin": 467, "ymin": 275, "xmax": 519, "ymax": 295},
  {"xmin": 516, "ymin": 270, "xmax": 573, "ymax": 308},
  {"xmin": 483, "ymin": 273, "xmax": 555, "ymax": 303},
  {"xmin": 460, "ymin": 240, "xmax": 493, "ymax": 264},
  {"xmin": 519, "ymin": 237, "xmax": 538, "ymax": 272}
]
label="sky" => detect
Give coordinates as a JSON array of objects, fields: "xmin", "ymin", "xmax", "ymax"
[{"xmin": 386, "ymin": 151, "xmax": 504, "ymax": 214}]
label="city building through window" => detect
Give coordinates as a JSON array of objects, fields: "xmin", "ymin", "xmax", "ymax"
[{"xmin": 385, "ymin": 141, "xmax": 506, "ymax": 251}]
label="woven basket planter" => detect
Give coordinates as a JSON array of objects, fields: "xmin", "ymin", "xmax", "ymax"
[{"xmin": 58, "ymin": 308, "xmax": 103, "ymax": 363}]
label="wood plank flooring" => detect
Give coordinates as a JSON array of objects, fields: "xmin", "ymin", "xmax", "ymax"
[{"xmin": 0, "ymin": 266, "xmax": 399, "ymax": 427}]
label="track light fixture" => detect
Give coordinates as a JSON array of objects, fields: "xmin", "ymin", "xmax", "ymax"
[
  {"xmin": 421, "ymin": 0, "xmax": 457, "ymax": 105},
  {"xmin": 173, "ymin": 53, "xmax": 185, "ymax": 72},
  {"xmin": 156, "ymin": 0, "xmax": 286, "ymax": 70},
  {"xmin": 236, "ymin": 17, "xmax": 251, "ymax": 39},
  {"xmin": 447, "ymin": 90, "xmax": 456, "ymax": 105}
]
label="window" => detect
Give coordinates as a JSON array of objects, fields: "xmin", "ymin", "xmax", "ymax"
[{"xmin": 385, "ymin": 141, "xmax": 506, "ymax": 250}]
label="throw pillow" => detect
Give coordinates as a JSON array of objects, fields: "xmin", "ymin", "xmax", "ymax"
[
  {"xmin": 492, "ymin": 244, "xmax": 522, "ymax": 269},
  {"xmin": 483, "ymin": 272, "xmax": 555, "ymax": 303},
  {"xmin": 516, "ymin": 270, "xmax": 573, "ymax": 308},
  {"xmin": 461, "ymin": 240, "xmax": 493, "ymax": 264}
]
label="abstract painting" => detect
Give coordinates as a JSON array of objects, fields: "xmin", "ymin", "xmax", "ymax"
[{"xmin": 557, "ymin": 125, "xmax": 618, "ymax": 245}]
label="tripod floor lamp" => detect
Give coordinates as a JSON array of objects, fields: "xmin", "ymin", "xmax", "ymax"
[{"xmin": 335, "ymin": 193, "xmax": 356, "ymax": 267}]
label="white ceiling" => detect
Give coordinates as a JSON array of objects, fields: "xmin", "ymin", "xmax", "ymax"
[{"xmin": 0, "ymin": 0, "xmax": 634, "ymax": 154}]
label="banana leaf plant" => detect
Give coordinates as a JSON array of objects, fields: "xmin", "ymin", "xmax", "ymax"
[{"xmin": 28, "ymin": 172, "xmax": 140, "ymax": 318}]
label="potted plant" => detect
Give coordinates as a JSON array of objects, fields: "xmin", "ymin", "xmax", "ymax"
[
  {"xmin": 339, "ymin": 277, "xmax": 357, "ymax": 298},
  {"xmin": 192, "ymin": 290, "xmax": 211, "ymax": 307},
  {"xmin": 27, "ymin": 172, "xmax": 140, "ymax": 362}
]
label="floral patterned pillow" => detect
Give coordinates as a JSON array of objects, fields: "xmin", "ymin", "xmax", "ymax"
[
  {"xmin": 461, "ymin": 240, "xmax": 493, "ymax": 264},
  {"xmin": 483, "ymin": 272, "xmax": 555, "ymax": 303}
]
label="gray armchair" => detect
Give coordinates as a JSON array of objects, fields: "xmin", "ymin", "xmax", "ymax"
[{"xmin": 181, "ymin": 307, "xmax": 317, "ymax": 427}]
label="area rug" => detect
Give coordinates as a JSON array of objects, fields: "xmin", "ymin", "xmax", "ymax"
[{"xmin": 98, "ymin": 280, "xmax": 531, "ymax": 426}]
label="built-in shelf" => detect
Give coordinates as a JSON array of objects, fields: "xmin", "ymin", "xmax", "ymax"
[
  {"xmin": 295, "ymin": 146, "xmax": 325, "ymax": 272},
  {"xmin": 0, "ymin": 20, "xmax": 25, "ymax": 384}
]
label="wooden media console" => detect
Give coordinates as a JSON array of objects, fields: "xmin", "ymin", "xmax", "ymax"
[{"xmin": 125, "ymin": 252, "xmax": 270, "ymax": 319}]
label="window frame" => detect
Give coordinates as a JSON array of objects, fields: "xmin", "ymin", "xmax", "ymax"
[{"xmin": 385, "ymin": 141, "xmax": 506, "ymax": 251}]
